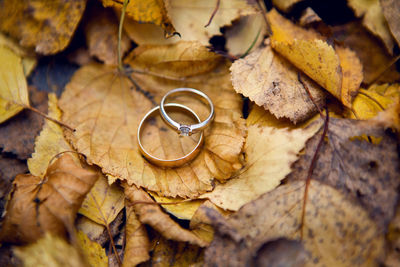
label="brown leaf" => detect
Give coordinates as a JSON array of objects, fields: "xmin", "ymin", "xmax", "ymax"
[
  {"xmin": 230, "ymin": 41, "xmax": 325, "ymax": 123},
  {"xmin": 124, "ymin": 184, "xmax": 208, "ymax": 247},
  {"xmin": 85, "ymin": 6, "xmax": 131, "ymax": 65},
  {"xmin": 123, "ymin": 205, "xmax": 150, "ymax": 267},
  {"xmin": 0, "ymin": 154, "xmax": 98, "ymax": 244},
  {"xmin": 287, "ymin": 117, "xmax": 400, "ymax": 230},
  {"xmin": 204, "ymin": 180, "xmax": 385, "ymax": 266},
  {"xmin": 381, "ymin": 0, "xmax": 400, "ymax": 47},
  {"xmin": 0, "ymin": 86, "xmax": 47, "ymax": 159},
  {"xmin": 0, "ymin": 0, "xmax": 87, "ymax": 54}
]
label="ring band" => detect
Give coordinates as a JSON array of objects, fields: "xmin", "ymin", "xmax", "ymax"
[
  {"xmin": 137, "ymin": 103, "xmax": 204, "ymax": 168},
  {"xmin": 160, "ymin": 88, "xmax": 215, "ymax": 136}
]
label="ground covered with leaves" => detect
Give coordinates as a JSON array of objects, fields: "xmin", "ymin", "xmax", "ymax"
[{"xmin": 0, "ymin": 0, "xmax": 399, "ymax": 266}]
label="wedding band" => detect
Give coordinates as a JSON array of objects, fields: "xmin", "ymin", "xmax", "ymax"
[
  {"xmin": 160, "ymin": 88, "xmax": 215, "ymax": 136},
  {"xmin": 137, "ymin": 103, "xmax": 204, "ymax": 168}
]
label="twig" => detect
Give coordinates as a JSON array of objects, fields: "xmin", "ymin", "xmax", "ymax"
[
  {"xmin": 106, "ymin": 224, "xmax": 122, "ymax": 267},
  {"xmin": 205, "ymin": 0, "xmax": 220, "ymax": 27},
  {"xmin": 300, "ymin": 107, "xmax": 329, "ymax": 240},
  {"xmin": 256, "ymin": 0, "xmax": 272, "ymax": 36},
  {"xmin": 118, "ymin": 0, "xmax": 130, "ymax": 72},
  {"xmin": 298, "ymin": 73, "xmax": 323, "ymax": 116}
]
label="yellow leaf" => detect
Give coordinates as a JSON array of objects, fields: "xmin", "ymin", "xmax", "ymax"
[
  {"xmin": 0, "ymin": 46, "xmax": 29, "ymax": 123},
  {"xmin": 124, "ymin": 184, "xmax": 208, "ymax": 247},
  {"xmin": 206, "ymin": 180, "xmax": 385, "ymax": 266},
  {"xmin": 79, "ymin": 173, "xmax": 125, "ymax": 226},
  {"xmin": 76, "ymin": 216, "xmax": 106, "ymax": 245},
  {"xmin": 272, "ymin": 0, "xmax": 305, "ymax": 12},
  {"xmin": 149, "ymin": 191, "xmax": 205, "ymax": 220},
  {"xmin": 123, "ymin": 205, "xmax": 150, "ymax": 267},
  {"xmin": 28, "ymin": 94, "xmax": 78, "ymax": 178},
  {"xmin": 230, "ymin": 42, "xmax": 325, "ymax": 123},
  {"xmin": 348, "ymin": 0, "xmax": 394, "ymax": 53},
  {"xmin": 0, "ymin": 0, "xmax": 87, "ymax": 54},
  {"xmin": 0, "ymin": 154, "xmax": 98, "ymax": 244},
  {"xmin": 14, "ymin": 233, "xmax": 87, "ymax": 267},
  {"xmin": 126, "ymin": 41, "xmax": 222, "ymax": 78},
  {"xmin": 165, "ymin": 0, "xmax": 257, "ymax": 44},
  {"xmin": 101, "ymin": 0, "xmax": 175, "ymax": 35},
  {"xmin": 202, "ymin": 110, "xmax": 321, "ymax": 211},
  {"xmin": 77, "ymin": 231, "xmax": 108, "ymax": 267},
  {"xmin": 350, "ymin": 84, "xmax": 400, "ymax": 120}
]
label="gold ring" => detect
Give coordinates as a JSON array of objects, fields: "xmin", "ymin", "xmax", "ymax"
[{"xmin": 137, "ymin": 103, "xmax": 204, "ymax": 168}]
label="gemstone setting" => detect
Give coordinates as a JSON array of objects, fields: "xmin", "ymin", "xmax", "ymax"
[{"xmin": 179, "ymin": 125, "xmax": 191, "ymax": 136}]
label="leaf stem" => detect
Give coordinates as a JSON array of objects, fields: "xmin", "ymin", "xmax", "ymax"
[
  {"xmin": 205, "ymin": 0, "xmax": 220, "ymax": 27},
  {"xmin": 23, "ymin": 104, "xmax": 75, "ymax": 132},
  {"xmin": 106, "ymin": 223, "xmax": 122, "ymax": 267},
  {"xmin": 118, "ymin": 0, "xmax": 130, "ymax": 72},
  {"xmin": 240, "ymin": 28, "xmax": 262, "ymax": 58}
]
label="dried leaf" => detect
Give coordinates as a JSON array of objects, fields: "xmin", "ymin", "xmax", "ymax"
[
  {"xmin": 381, "ymin": 0, "xmax": 400, "ymax": 47},
  {"xmin": 123, "ymin": 205, "xmax": 150, "ymax": 267},
  {"xmin": 101, "ymin": 0, "xmax": 175, "ymax": 35},
  {"xmin": 348, "ymin": 0, "xmax": 394, "ymax": 53},
  {"xmin": 76, "ymin": 216, "xmax": 107, "ymax": 247},
  {"xmin": 14, "ymin": 233, "xmax": 87, "ymax": 267},
  {"xmin": 225, "ymin": 13, "xmax": 267, "ymax": 56},
  {"xmin": 299, "ymin": 7, "xmax": 322, "ymax": 26},
  {"xmin": 77, "ymin": 231, "xmax": 108, "ymax": 267},
  {"xmin": 386, "ymin": 205, "xmax": 400, "ymax": 267},
  {"xmin": 332, "ymin": 22, "xmax": 400, "ymax": 84},
  {"xmin": 0, "ymin": 86, "xmax": 47, "ymax": 159},
  {"xmin": 230, "ymin": 43, "xmax": 325, "ymax": 123},
  {"xmin": 28, "ymin": 93, "xmax": 78, "ymax": 177},
  {"xmin": 127, "ymin": 41, "xmax": 222, "ymax": 78},
  {"xmin": 124, "ymin": 184, "xmax": 208, "ymax": 247},
  {"xmin": 79, "ymin": 173, "xmax": 125, "ymax": 226},
  {"xmin": 165, "ymin": 0, "xmax": 257, "ymax": 44},
  {"xmin": 272, "ymin": 0, "xmax": 305, "ymax": 12},
  {"xmin": 349, "ymin": 84, "xmax": 400, "ymax": 120},
  {"xmin": 0, "ymin": 0, "xmax": 87, "ymax": 54},
  {"xmin": 204, "ymin": 180, "xmax": 385, "ymax": 266},
  {"xmin": 202, "ymin": 109, "xmax": 321, "ymax": 211},
  {"xmin": 0, "ymin": 154, "xmax": 98, "ymax": 244},
  {"xmin": 85, "ymin": 7, "xmax": 131, "ymax": 65},
  {"xmin": 287, "ymin": 117, "xmax": 400, "ymax": 230},
  {"xmin": 0, "ymin": 46, "xmax": 30, "ymax": 123}
]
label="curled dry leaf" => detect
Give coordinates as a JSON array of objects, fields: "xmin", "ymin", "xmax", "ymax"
[
  {"xmin": 79, "ymin": 173, "xmax": 125, "ymax": 227},
  {"xmin": 0, "ymin": 0, "xmax": 87, "ymax": 54},
  {"xmin": 349, "ymin": 83, "xmax": 400, "ymax": 120},
  {"xmin": 28, "ymin": 93, "xmax": 78, "ymax": 177},
  {"xmin": 101, "ymin": 0, "xmax": 175, "ymax": 36},
  {"xmin": 287, "ymin": 117, "xmax": 400, "ymax": 230},
  {"xmin": 14, "ymin": 233, "xmax": 87, "ymax": 267},
  {"xmin": 204, "ymin": 180, "xmax": 385, "ymax": 266},
  {"xmin": 164, "ymin": 0, "xmax": 257, "ymax": 44},
  {"xmin": 0, "ymin": 154, "xmax": 98, "ymax": 244},
  {"xmin": 124, "ymin": 184, "xmax": 208, "ymax": 247},
  {"xmin": 268, "ymin": 9, "xmax": 363, "ymax": 107},
  {"xmin": 348, "ymin": 0, "xmax": 394, "ymax": 53},
  {"xmin": 85, "ymin": 7, "xmax": 131, "ymax": 65},
  {"xmin": 77, "ymin": 231, "xmax": 108, "ymax": 267},
  {"xmin": 381, "ymin": 0, "xmax": 400, "ymax": 47},
  {"xmin": 202, "ymin": 107, "xmax": 321, "ymax": 211},
  {"xmin": 123, "ymin": 205, "xmax": 150, "ymax": 267},
  {"xmin": 230, "ymin": 42, "xmax": 325, "ymax": 123},
  {"xmin": 60, "ymin": 47, "xmax": 245, "ymax": 198},
  {"xmin": 0, "ymin": 46, "xmax": 29, "ymax": 124},
  {"xmin": 127, "ymin": 41, "xmax": 222, "ymax": 78}
]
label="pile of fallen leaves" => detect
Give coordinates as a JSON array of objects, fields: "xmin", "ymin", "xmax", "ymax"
[{"xmin": 0, "ymin": 0, "xmax": 399, "ymax": 266}]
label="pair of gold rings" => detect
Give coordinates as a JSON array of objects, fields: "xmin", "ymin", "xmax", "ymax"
[{"xmin": 137, "ymin": 88, "xmax": 215, "ymax": 168}]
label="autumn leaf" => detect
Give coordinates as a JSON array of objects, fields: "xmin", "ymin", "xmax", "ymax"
[
  {"xmin": 164, "ymin": 0, "xmax": 257, "ymax": 44},
  {"xmin": 230, "ymin": 41, "xmax": 325, "ymax": 123},
  {"xmin": 272, "ymin": 0, "xmax": 305, "ymax": 12},
  {"xmin": 0, "ymin": 46, "xmax": 30, "ymax": 123},
  {"xmin": 0, "ymin": 154, "xmax": 98, "ymax": 244},
  {"xmin": 14, "ymin": 233, "xmax": 87, "ymax": 267},
  {"xmin": 76, "ymin": 216, "xmax": 107, "ymax": 247},
  {"xmin": 204, "ymin": 180, "xmax": 385, "ymax": 266},
  {"xmin": 202, "ymin": 107, "xmax": 321, "ymax": 211},
  {"xmin": 287, "ymin": 117, "xmax": 400, "ymax": 230},
  {"xmin": 124, "ymin": 184, "xmax": 208, "ymax": 247},
  {"xmin": 348, "ymin": 0, "xmax": 394, "ymax": 53},
  {"xmin": 85, "ymin": 6, "xmax": 131, "ymax": 65},
  {"xmin": 123, "ymin": 205, "xmax": 150, "ymax": 267},
  {"xmin": 77, "ymin": 231, "xmax": 108, "ymax": 267},
  {"xmin": 0, "ymin": 0, "xmax": 87, "ymax": 54},
  {"xmin": 101, "ymin": 0, "xmax": 175, "ymax": 36},
  {"xmin": 381, "ymin": 0, "xmax": 400, "ymax": 47}
]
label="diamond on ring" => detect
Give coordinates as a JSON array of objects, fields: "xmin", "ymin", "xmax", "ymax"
[{"xmin": 179, "ymin": 125, "xmax": 192, "ymax": 136}]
